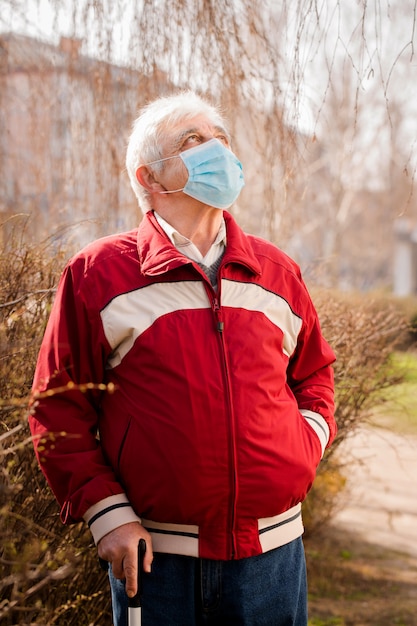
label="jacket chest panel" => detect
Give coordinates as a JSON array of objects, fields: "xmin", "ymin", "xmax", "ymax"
[{"xmin": 100, "ymin": 277, "xmax": 302, "ymax": 369}]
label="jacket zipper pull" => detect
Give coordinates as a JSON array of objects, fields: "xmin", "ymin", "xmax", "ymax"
[{"xmin": 213, "ymin": 298, "xmax": 224, "ymax": 333}]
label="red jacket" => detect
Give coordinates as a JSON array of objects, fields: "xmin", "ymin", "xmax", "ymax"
[{"xmin": 29, "ymin": 211, "xmax": 336, "ymax": 561}]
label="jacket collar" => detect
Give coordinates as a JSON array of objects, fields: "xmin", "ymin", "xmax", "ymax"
[{"xmin": 137, "ymin": 210, "xmax": 262, "ymax": 278}]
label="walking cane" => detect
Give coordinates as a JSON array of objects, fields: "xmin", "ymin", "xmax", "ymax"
[{"xmin": 128, "ymin": 538, "xmax": 146, "ymax": 626}]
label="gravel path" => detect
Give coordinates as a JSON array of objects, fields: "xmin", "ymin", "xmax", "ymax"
[{"xmin": 331, "ymin": 427, "xmax": 417, "ymax": 558}]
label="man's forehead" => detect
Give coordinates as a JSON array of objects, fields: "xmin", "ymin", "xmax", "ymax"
[{"xmin": 168, "ymin": 115, "xmax": 228, "ymax": 140}]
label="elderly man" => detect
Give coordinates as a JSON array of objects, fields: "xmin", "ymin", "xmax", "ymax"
[{"xmin": 30, "ymin": 91, "xmax": 336, "ymax": 625}]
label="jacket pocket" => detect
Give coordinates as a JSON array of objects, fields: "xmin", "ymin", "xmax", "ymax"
[
  {"xmin": 299, "ymin": 409, "xmax": 329, "ymax": 465},
  {"xmin": 116, "ymin": 416, "xmax": 132, "ymax": 473}
]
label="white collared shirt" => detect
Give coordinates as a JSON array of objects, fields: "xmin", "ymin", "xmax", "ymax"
[{"xmin": 154, "ymin": 211, "xmax": 226, "ymax": 266}]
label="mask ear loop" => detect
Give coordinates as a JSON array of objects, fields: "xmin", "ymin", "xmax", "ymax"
[
  {"xmin": 141, "ymin": 153, "xmax": 179, "ymax": 166},
  {"xmin": 155, "ymin": 187, "xmax": 185, "ymax": 195},
  {"xmin": 140, "ymin": 153, "xmax": 186, "ymax": 195}
]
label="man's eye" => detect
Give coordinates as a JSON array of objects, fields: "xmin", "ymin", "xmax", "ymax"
[
  {"xmin": 185, "ymin": 134, "xmax": 200, "ymax": 145},
  {"xmin": 217, "ymin": 135, "xmax": 229, "ymax": 146}
]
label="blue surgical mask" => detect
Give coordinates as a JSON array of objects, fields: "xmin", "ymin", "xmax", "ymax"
[{"xmin": 146, "ymin": 138, "xmax": 245, "ymax": 209}]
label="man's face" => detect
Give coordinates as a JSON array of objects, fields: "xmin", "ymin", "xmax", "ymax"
[{"xmin": 155, "ymin": 114, "xmax": 231, "ymax": 192}]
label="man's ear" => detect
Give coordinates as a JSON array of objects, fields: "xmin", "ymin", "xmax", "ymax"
[{"xmin": 136, "ymin": 165, "xmax": 165, "ymax": 192}]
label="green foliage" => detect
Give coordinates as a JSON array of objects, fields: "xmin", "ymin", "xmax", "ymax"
[
  {"xmin": 308, "ymin": 618, "xmax": 345, "ymax": 626},
  {"xmin": 387, "ymin": 350, "xmax": 417, "ymax": 384},
  {"xmin": 372, "ymin": 350, "xmax": 417, "ymax": 434},
  {"xmin": 0, "ymin": 224, "xmax": 411, "ymax": 623}
]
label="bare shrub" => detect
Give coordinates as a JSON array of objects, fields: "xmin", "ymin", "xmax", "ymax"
[
  {"xmin": 303, "ymin": 289, "xmax": 409, "ymax": 533},
  {"xmin": 0, "ymin": 216, "xmax": 111, "ymax": 624}
]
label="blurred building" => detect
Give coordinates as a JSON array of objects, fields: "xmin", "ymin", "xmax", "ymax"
[
  {"xmin": 0, "ymin": 32, "xmax": 170, "ymax": 247},
  {"xmin": 393, "ymin": 218, "xmax": 417, "ymax": 297},
  {"xmin": 1, "ymin": 32, "xmax": 309, "ymax": 252}
]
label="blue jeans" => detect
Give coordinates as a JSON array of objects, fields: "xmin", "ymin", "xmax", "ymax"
[{"xmin": 108, "ymin": 537, "xmax": 307, "ymax": 625}]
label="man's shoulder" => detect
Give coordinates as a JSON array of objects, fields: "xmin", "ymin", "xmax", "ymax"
[
  {"xmin": 62, "ymin": 229, "xmax": 142, "ymax": 308},
  {"xmin": 69, "ymin": 229, "xmax": 139, "ymax": 272},
  {"xmin": 225, "ymin": 212, "xmax": 300, "ymax": 277},
  {"xmin": 246, "ymin": 233, "xmax": 301, "ymax": 275}
]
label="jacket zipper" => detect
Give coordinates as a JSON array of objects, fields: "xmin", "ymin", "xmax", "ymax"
[
  {"xmin": 212, "ymin": 294, "xmax": 238, "ymax": 559},
  {"xmin": 212, "ymin": 296, "xmax": 224, "ymax": 333}
]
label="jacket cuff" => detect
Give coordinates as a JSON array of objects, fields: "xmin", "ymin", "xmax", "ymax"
[
  {"xmin": 83, "ymin": 494, "xmax": 142, "ymax": 545},
  {"xmin": 300, "ymin": 409, "xmax": 330, "ymax": 456}
]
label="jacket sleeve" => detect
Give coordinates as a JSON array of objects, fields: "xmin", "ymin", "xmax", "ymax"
[
  {"xmin": 287, "ymin": 283, "xmax": 337, "ymax": 455},
  {"xmin": 28, "ymin": 257, "xmax": 141, "ymax": 542}
]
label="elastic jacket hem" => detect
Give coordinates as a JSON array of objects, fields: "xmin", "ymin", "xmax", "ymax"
[{"xmin": 140, "ymin": 503, "xmax": 303, "ymax": 558}]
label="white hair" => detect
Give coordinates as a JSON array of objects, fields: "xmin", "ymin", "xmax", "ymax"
[{"xmin": 125, "ymin": 90, "xmax": 229, "ymax": 213}]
